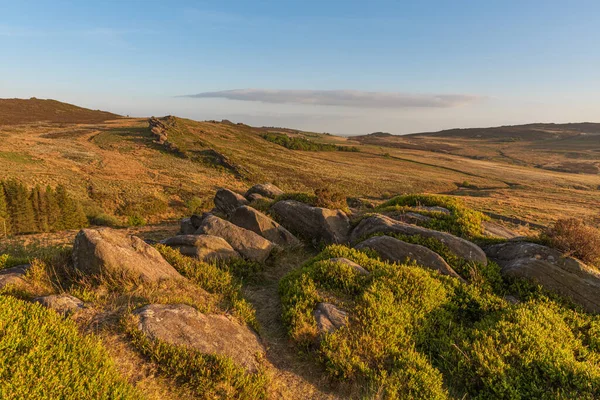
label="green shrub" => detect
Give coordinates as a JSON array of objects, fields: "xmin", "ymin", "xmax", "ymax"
[
  {"xmin": 155, "ymin": 245, "xmax": 257, "ymax": 327},
  {"xmin": 0, "ymin": 295, "xmax": 139, "ymax": 399},
  {"xmin": 262, "ymin": 132, "xmax": 359, "ymax": 152},
  {"xmin": 377, "ymin": 194, "xmax": 486, "ymax": 238},
  {"xmin": 127, "ymin": 214, "xmax": 146, "ymax": 227},
  {"xmin": 280, "ymin": 245, "xmax": 600, "ymax": 399},
  {"xmin": 90, "ymin": 212, "xmax": 121, "ymax": 227}
]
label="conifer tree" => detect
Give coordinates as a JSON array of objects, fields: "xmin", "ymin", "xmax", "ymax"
[
  {"xmin": 56, "ymin": 185, "xmax": 88, "ymax": 229},
  {"xmin": 31, "ymin": 185, "xmax": 49, "ymax": 232},
  {"xmin": 0, "ymin": 182, "xmax": 10, "ymax": 236},
  {"xmin": 45, "ymin": 185, "xmax": 61, "ymax": 231},
  {"xmin": 3, "ymin": 179, "xmax": 35, "ymax": 234}
]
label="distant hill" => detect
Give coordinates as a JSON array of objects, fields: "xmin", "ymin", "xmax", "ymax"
[
  {"xmin": 0, "ymin": 98, "xmax": 121, "ymax": 125},
  {"xmin": 406, "ymin": 122, "xmax": 600, "ymax": 141}
]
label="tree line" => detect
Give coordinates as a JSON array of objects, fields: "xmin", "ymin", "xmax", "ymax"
[
  {"xmin": 262, "ymin": 132, "xmax": 360, "ymax": 152},
  {"xmin": 0, "ymin": 179, "xmax": 88, "ymax": 236}
]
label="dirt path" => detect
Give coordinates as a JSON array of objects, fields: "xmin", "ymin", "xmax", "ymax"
[{"xmin": 242, "ymin": 249, "xmax": 347, "ymax": 400}]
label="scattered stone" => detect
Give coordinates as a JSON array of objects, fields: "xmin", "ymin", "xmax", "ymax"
[
  {"xmin": 196, "ymin": 215, "xmax": 275, "ymax": 262},
  {"xmin": 350, "ymin": 214, "xmax": 487, "ymax": 265},
  {"xmin": 34, "ymin": 294, "xmax": 85, "ymax": 316},
  {"xmin": 214, "ymin": 188, "xmax": 248, "ymax": 216},
  {"xmin": 482, "ymin": 221, "xmax": 521, "ymax": 239},
  {"xmin": 161, "ymin": 234, "xmax": 240, "ymax": 262},
  {"xmin": 230, "ymin": 206, "xmax": 299, "ymax": 247},
  {"xmin": 314, "ymin": 303, "xmax": 347, "ymax": 334},
  {"xmin": 271, "ymin": 200, "xmax": 350, "ymax": 244},
  {"xmin": 0, "ymin": 265, "xmax": 31, "ymax": 290},
  {"xmin": 72, "ymin": 228, "xmax": 183, "ymax": 283},
  {"xmin": 355, "ymin": 236, "xmax": 463, "ymax": 280},
  {"xmin": 245, "ymin": 183, "xmax": 284, "ymax": 199},
  {"xmin": 133, "ymin": 304, "xmax": 264, "ymax": 372},
  {"xmin": 247, "ymin": 193, "xmax": 266, "ymax": 202},
  {"xmin": 327, "ymin": 257, "xmax": 369, "ymax": 275},
  {"xmin": 485, "ymin": 241, "xmax": 600, "ymax": 313}
]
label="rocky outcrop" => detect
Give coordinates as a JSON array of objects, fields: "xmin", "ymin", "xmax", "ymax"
[
  {"xmin": 0, "ymin": 264, "xmax": 31, "ymax": 290},
  {"xmin": 72, "ymin": 228, "xmax": 183, "ymax": 282},
  {"xmin": 230, "ymin": 206, "xmax": 299, "ymax": 247},
  {"xmin": 271, "ymin": 200, "xmax": 350, "ymax": 244},
  {"xmin": 355, "ymin": 236, "xmax": 463, "ymax": 280},
  {"xmin": 133, "ymin": 304, "xmax": 264, "ymax": 372},
  {"xmin": 327, "ymin": 258, "xmax": 369, "ymax": 275},
  {"xmin": 196, "ymin": 215, "xmax": 275, "ymax": 262},
  {"xmin": 161, "ymin": 234, "xmax": 240, "ymax": 262},
  {"xmin": 314, "ymin": 303, "xmax": 347, "ymax": 334},
  {"xmin": 179, "ymin": 218, "xmax": 196, "ymax": 235},
  {"xmin": 214, "ymin": 188, "xmax": 248, "ymax": 216},
  {"xmin": 34, "ymin": 294, "xmax": 85, "ymax": 316},
  {"xmin": 245, "ymin": 183, "xmax": 284, "ymax": 199},
  {"xmin": 485, "ymin": 242, "xmax": 600, "ymax": 313},
  {"xmin": 247, "ymin": 193, "xmax": 266, "ymax": 202},
  {"xmin": 350, "ymin": 214, "xmax": 487, "ymax": 265}
]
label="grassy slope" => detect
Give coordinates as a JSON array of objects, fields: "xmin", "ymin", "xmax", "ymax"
[{"xmin": 1, "ymin": 109, "xmax": 599, "ymax": 226}]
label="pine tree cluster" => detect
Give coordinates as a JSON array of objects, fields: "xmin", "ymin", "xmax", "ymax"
[{"xmin": 0, "ymin": 179, "xmax": 88, "ymax": 236}]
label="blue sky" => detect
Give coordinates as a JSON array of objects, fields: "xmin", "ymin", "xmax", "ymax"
[{"xmin": 1, "ymin": 0, "xmax": 599, "ymax": 134}]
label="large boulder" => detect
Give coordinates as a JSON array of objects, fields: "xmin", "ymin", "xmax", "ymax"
[
  {"xmin": 34, "ymin": 294, "xmax": 85, "ymax": 316},
  {"xmin": 350, "ymin": 214, "xmax": 487, "ymax": 265},
  {"xmin": 355, "ymin": 236, "xmax": 463, "ymax": 280},
  {"xmin": 0, "ymin": 265, "xmax": 31, "ymax": 290},
  {"xmin": 178, "ymin": 218, "xmax": 196, "ymax": 235},
  {"xmin": 270, "ymin": 200, "xmax": 350, "ymax": 244},
  {"xmin": 230, "ymin": 206, "xmax": 299, "ymax": 247},
  {"xmin": 161, "ymin": 235, "xmax": 240, "ymax": 262},
  {"xmin": 72, "ymin": 228, "xmax": 183, "ymax": 283},
  {"xmin": 485, "ymin": 242, "xmax": 600, "ymax": 313},
  {"xmin": 314, "ymin": 303, "xmax": 347, "ymax": 334},
  {"xmin": 133, "ymin": 304, "xmax": 264, "ymax": 372},
  {"xmin": 245, "ymin": 183, "xmax": 284, "ymax": 199},
  {"xmin": 196, "ymin": 215, "xmax": 275, "ymax": 262},
  {"xmin": 214, "ymin": 188, "xmax": 248, "ymax": 216}
]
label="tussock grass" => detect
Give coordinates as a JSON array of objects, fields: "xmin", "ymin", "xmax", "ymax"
[{"xmin": 280, "ymin": 245, "xmax": 600, "ymax": 399}]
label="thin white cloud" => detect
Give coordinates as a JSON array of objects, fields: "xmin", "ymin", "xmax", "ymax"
[{"xmin": 182, "ymin": 89, "xmax": 482, "ymax": 108}]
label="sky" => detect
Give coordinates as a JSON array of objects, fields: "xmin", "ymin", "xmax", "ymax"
[{"xmin": 1, "ymin": 0, "xmax": 599, "ymax": 135}]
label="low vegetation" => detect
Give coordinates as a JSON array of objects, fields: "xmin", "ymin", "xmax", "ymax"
[
  {"xmin": 280, "ymin": 245, "xmax": 600, "ymax": 399},
  {"xmin": 262, "ymin": 132, "xmax": 359, "ymax": 152},
  {"xmin": 274, "ymin": 187, "xmax": 349, "ymax": 213},
  {"xmin": 377, "ymin": 194, "xmax": 487, "ymax": 238},
  {"xmin": 0, "ymin": 295, "xmax": 139, "ymax": 400},
  {"xmin": 543, "ymin": 218, "xmax": 600, "ymax": 266}
]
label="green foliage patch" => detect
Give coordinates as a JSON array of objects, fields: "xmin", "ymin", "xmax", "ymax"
[
  {"xmin": 377, "ymin": 194, "xmax": 487, "ymax": 238},
  {"xmin": 0, "ymin": 295, "xmax": 139, "ymax": 400},
  {"xmin": 262, "ymin": 132, "xmax": 359, "ymax": 152},
  {"xmin": 280, "ymin": 245, "xmax": 600, "ymax": 399}
]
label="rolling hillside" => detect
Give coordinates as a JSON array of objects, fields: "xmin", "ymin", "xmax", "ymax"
[{"xmin": 0, "ymin": 98, "xmax": 121, "ymax": 125}]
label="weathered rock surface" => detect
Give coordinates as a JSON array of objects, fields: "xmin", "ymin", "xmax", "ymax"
[
  {"xmin": 161, "ymin": 234, "xmax": 240, "ymax": 262},
  {"xmin": 230, "ymin": 206, "xmax": 299, "ymax": 247},
  {"xmin": 72, "ymin": 228, "xmax": 183, "ymax": 282},
  {"xmin": 485, "ymin": 241, "xmax": 600, "ymax": 313},
  {"xmin": 327, "ymin": 258, "xmax": 369, "ymax": 275},
  {"xmin": 133, "ymin": 304, "xmax": 264, "ymax": 372},
  {"xmin": 314, "ymin": 303, "xmax": 347, "ymax": 334},
  {"xmin": 179, "ymin": 218, "xmax": 196, "ymax": 235},
  {"xmin": 245, "ymin": 183, "xmax": 284, "ymax": 199},
  {"xmin": 0, "ymin": 265, "xmax": 31, "ymax": 290},
  {"xmin": 482, "ymin": 221, "xmax": 521, "ymax": 239},
  {"xmin": 355, "ymin": 236, "xmax": 463, "ymax": 280},
  {"xmin": 34, "ymin": 294, "xmax": 85, "ymax": 316},
  {"xmin": 247, "ymin": 193, "xmax": 266, "ymax": 202},
  {"xmin": 271, "ymin": 200, "xmax": 350, "ymax": 244},
  {"xmin": 196, "ymin": 215, "xmax": 275, "ymax": 262},
  {"xmin": 350, "ymin": 214, "xmax": 487, "ymax": 265},
  {"xmin": 214, "ymin": 188, "xmax": 248, "ymax": 216}
]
